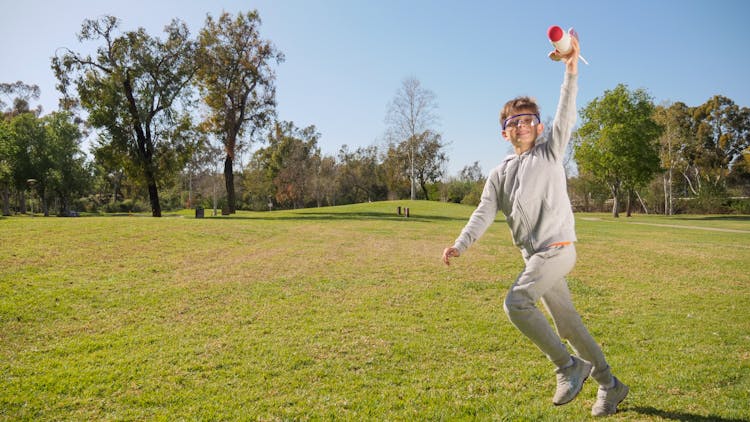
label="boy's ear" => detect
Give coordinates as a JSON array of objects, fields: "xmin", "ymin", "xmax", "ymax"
[
  {"xmin": 501, "ymin": 130, "xmax": 509, "ymax": 140},
  {"xmin": 536, "ymin": 122, "xmax": 545, "ymax": 135}
]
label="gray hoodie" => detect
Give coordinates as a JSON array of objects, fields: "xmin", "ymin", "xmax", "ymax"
[{"xmin": 453, "ymin": 73, "xmax": 578, "ymax": 256}]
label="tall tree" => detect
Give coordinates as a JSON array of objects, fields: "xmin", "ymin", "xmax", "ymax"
[
  {"xmin": 6, "ymin": 112, "xmax": 90, "ymax": 216},
  {"xmin": 9, "ymin": 113, "xmax": 45, "ymax": 214},
  {"xmin": 381, "ymin": 143, "xmax": 409, "ymax": 200},
  {"xmin": 574, "ymin": 84, "xmax": 662, "ymax": 217},
  {"xmin": 1, "ymin": 81, "xmax": 41, "ymax": 117},
  {"xmin": 196, "ymin": 10, "xmax": 284, "ymax": 214},
  {"xmin": 53, "ymin": 15, "xmax": 197, "ymax": 216},
  {"xmin": 243, "ymin": 152, "xmax": 276, "ymax": 211},
  {"xmin": 654, "ymin": 102, "xmax": 693, "ymax": 214},
  {"xmin": 385, "ymin": 77, "xmax": 440, "ymax": 200},
  {"xmin": 382, "ymin": 129, "xmax": 446, "ymax": 200},
  {"xmin": 312, "ymin": 155, "xmax": 339, "ymax": 207},
  {"xmin": 0, "ymin": 118, "xmax": 15, "ymax": 215},
  {"xmin": 42, "ymin": 111, "xmax": 91, "ymax": 215},
  {"xmin": 411, "ymin": 130, "xmax": 447, "ymax": 199},
  {"xmin": 690, "ymin": 95, "xmax": 750, "ymax": 194},
  {"xmin": 727, "ymin": 147, "xmax": 750, "ymax": 196},
  {"xmin": 254, "ymin": 121, "xmax": 320, "ymax": 209},
  {"xmin": 1, "ymin": 81, "xmax": 40, "ymax": 214},
  {"xmin": 337, "ymin": 145, "xmax": 386, "ymax": 203}
]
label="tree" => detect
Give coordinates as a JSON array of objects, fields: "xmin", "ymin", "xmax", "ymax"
[
  {"xmin": 254, "ymin": 121, "xmax": 320, "ymax": 209},
  {"xmin": 182, "ymin": 131, "xmax": 218, "ymax": 209},
  {"xmin": 313, "ymin": 155, "xmax": 339, "ymax": 207},
  {"xmin": 567, "ymin": 172, "xmax": 611, "ymax": 212},
  {"xmin": 195, "ymin": 10, "xmax": 284, "ymax": 214},
  {"xmin": 42, "ymin": 111, "xmax": 91, "ymax": 215},
  {"xmin": 337, "ymin": 145, "xmax": 386, "ymax": 203},
  {"xmin": 1, "ymin": 81, "xmax": 41, "ymax": 117},
  {"xmin": 411, "ymin": 130, "xmax": 447, "ymax": 199},
  {"xmin": 442, "ymin": 161, "xmax": 484, "ymax": 204},
  {"xmin": 690, "ymin": 95, "xmax": 750, "ymax": 195},
  {"xmin": 242, "ymin": 152, "xmax": 276, "ymax": 211},
  {"xmin": 727, "ymin": 148, "xmax": 750, "ymax": 196},
  {"xmin": 381, "ymin": 143, "xmax": 409, "ymax": 200},
  {"xmin": 654, "ymin": 102, "xmax": 693, "ymax": 214},
  {"xmin": 385, "ymin": 77, "xmax": 440, "ymax": 200},
  {"xmin": 0, "ymin": 118, "xmax": 16, "ymax": 215},
  {"xmin": 1, "ymin": 81, "xmax": 41, "ymax": 214},
  {"xmin": 9, "ymin": 113, "xmax": 45, "ymax": 214},
  {"xmin": 53, "ymin": 15, "xmax": 197, "ymax": 216},
  {"xmin": 574, "ymin": 84, "xmax": 662, "ymax": 217},
  {"xmin": 5, "ymin": 112, "xmax": 90, "ymax": 216},
  {"xmin": 382, "ymin": 129, "xmax": 447, "ymax": 200}
]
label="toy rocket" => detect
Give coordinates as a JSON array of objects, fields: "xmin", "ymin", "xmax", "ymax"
[{"xmin": 547, "ymin": 25, "xmax": 589, "ymax": 65}]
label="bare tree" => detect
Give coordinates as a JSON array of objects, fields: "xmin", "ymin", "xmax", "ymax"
[{"xmin": 385, "ymin": 77, "xmax": 439, "ymax": 200}]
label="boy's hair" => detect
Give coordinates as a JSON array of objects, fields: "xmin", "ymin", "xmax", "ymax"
[{"xmin": 500, "ymin": 96, "xmax": 540, "ymax": 126}]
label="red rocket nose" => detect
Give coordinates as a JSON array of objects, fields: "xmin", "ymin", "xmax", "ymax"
[{"xmin": 548, "ymin": 26, "xmax": 564, "ymax": 42}]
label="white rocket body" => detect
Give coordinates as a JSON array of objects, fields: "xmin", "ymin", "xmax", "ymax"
[
  {"xmin": 546, "ymin": 25, "xmax": 588, "ymax": 64},
  {"xmin": 548, "ymin": 25, "xmax": 572, "ymax": 54},
  {"xmin": 551, "ymin": 30, "xmax": 571, "ymax": 54}
]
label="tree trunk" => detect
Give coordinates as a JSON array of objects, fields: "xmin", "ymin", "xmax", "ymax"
[
  {"xmin": 19, "ymin": 190, "xmax": 26, "ymax": 214},
  {"xmin": 140, "ymin": 149, "xmax": 161, "ymax": 217},
  {"xmin": 632, "ymin": 191, "xmax": 649, "ymax": 216},
  {"xmin": 140, "ymin": 147, "xmax": 161, "ymax": 217},
  {"xmin": 610, "ymin": 182, "xmax": 620, "ymax": 218},
  {"xmin": 663, "ymin": 173, "xmax": 668, "ymax": 215},
  {"xmin": 2, "ymin": 184, "xmax": 9, "ymax": 216},
  {"xmin": 224, "ymin": 154, "xmax": 236, "ymax": 214},
  {"xmin": 409, "ymin": 145, "xmax": 416, "ymax": 201},
  {"xmin": 60, "ymin": 196, "xmax": 70, "ymax": 216},
  {"xmin": 147, "ymin": 181, "xmax": 161, "ymax": 217},
  {"xmin": 420, "ymin": 180, "xmax": 429, "ymax": 200},
  {"xmin": 626, "ymin": 190, "xmax": 632, "ymax": 217},
  {"xmin": 665, "ymin": 172, "xmax": 674, "ymax": 215},
  {"xmin": 667, "ymin": 167, "xmax": 673, "ymax": 215},
  {"xmin": 42, "ymin": 192, "xmax": 49, "ymax": 217},
  {"xmin": 123, "ymin": 76, "xmax": 161, "ymax": 217}
]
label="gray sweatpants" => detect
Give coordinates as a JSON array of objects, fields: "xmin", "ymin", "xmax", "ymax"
[{"xmin": 503, "ymin": 244, "xmax": 614, "ymax": 386}]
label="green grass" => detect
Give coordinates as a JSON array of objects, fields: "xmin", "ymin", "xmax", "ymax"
[{"xmin": 1, "ymin": 201, "xmax": 749, "ymax": 421}]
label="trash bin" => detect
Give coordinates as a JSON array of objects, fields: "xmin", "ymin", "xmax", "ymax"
[{"xmin": 195, "ymin": 206, "xmax": 204, "ymax": 218}]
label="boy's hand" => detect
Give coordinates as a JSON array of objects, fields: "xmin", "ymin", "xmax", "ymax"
[
  {"xmin": 561, "ymin": 36, "xmax": 580, "ymax": 74},
  {"xmin": 442, "ymin": 247, "xmax": 460, "ymax": 266},
  {"xmin": 549, "ymin": 35, "xmax": 580, "ymax": 74}
]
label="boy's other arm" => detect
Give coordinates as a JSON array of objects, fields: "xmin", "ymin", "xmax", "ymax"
[
  {"xmin": 442, "ymin": 247, "xmax": 460, "ymax": 266},
  {"xmin": 442, "ymin": 171, "xmax": 501, "ymax": 266}
]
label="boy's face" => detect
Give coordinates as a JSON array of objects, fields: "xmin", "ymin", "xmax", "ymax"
[{"xmin": 501, "ymin": 109, "xmax": 544, "ymax": 154}]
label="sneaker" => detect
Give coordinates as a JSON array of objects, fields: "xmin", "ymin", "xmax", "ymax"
[
  {"xmin": 591, "ymin": 376, "xmax": 629, "ymax": 417},
  {"xmin": 552, "ymin": 356, "xmax": 592, "ymax": 405}
]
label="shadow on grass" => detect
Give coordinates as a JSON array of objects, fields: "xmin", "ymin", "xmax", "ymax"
[
  {"xmin": 672, "ymin": 215, "xmax": 750, "ymax": 222},
  {"xmin": 210, "ymin": 211, "xmax": 476, "ymax": 223},
  {"xmin": 629, "ymin": 406, "xmax": 749, "ymax": 422}
]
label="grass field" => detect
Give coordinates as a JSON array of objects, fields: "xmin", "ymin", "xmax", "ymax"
[{"xmin": 1, "ymin": 201, "xmax": 749, "ymax": 421}]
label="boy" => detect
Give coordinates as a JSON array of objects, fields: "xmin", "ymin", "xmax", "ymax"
[{"xmin": 441, "ymin": 37, "xmax": 628, "ymax": 417}]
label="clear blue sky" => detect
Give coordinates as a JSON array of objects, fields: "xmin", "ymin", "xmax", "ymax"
[{"xmin": 2, "ymin": 0, "xmax": 749, "ymax": 176}]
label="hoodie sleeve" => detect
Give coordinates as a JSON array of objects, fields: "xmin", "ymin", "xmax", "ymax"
[
  {"xmin": 452, "ymin": 168, "xmax": 501, "ymax": 254},
  {"xmin": 546, "ymin": 72, "xmax": 578, "ymax": 161}
]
